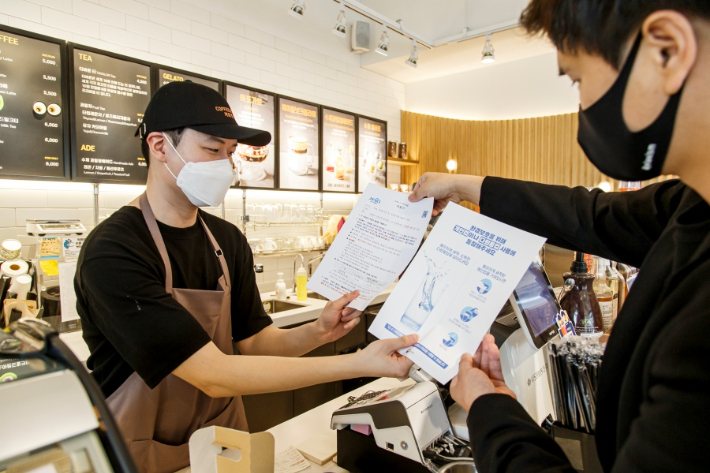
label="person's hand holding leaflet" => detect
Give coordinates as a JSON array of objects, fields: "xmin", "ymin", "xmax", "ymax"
[
  {"xmin": 450, "ymin": 334, "xmax": 516, "ymax": 412},
  {"xmin": 408, "ymin": 172, "xmax": 484, "ymax": 215},
  {"xmin": 313, "ymin": 290, "xmax": 363, "ymax": 343}
]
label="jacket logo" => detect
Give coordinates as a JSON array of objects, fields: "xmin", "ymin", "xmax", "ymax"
[{"xmin": 642, "ymin": 143, "xmax": 657, "ymax": 171}]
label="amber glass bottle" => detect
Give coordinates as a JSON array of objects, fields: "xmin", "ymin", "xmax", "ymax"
[{"xmin": 560, "ymin": 252, "xmax": 605, "ymax": 338}]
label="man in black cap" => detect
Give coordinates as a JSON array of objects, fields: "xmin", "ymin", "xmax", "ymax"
[{"xmin": 74, "ymin": 81, "xmax": 417, "ymax": 472}]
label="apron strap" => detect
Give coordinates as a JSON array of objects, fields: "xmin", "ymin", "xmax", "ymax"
[
  {"xmin": 198, "ymin": 214, "xmax": 232, "ymax": 290},
  {"xmin": 139, "ymin": 193, "xmax": 174, "ymax": 294}
]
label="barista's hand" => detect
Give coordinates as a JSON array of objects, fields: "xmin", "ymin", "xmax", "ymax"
[
  {"xmin": 357, "ymin": 334, "xmax": 418, "ymax": 378},
  {"xmin": 408, "ymin": 172, "xmax": 484, "ymax": 216},
  {"xmin": 450, "ymin": 334, "xmax": 516, "ymax": 412},
  {"xmin": 314, "ymin": 290, "xmax": 362, "ymax": 343}
]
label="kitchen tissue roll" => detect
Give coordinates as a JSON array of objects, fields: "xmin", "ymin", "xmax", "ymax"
[
  {"xmin": 1, "ymin": 260, "xmax": 29, "ymax": 279},
  {"xmin": 9, "ymin": 274, "xmax": 32, "ymax": 301}
]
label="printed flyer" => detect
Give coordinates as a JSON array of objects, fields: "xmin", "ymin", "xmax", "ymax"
[{"xmin": 368, "ymin": 203, "xmax": 546, "ymax": 384}]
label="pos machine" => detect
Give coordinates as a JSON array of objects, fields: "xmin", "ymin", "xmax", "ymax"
[{"xmin": 332, "ymin": 259, "xmax": 562, "ymax": 471}]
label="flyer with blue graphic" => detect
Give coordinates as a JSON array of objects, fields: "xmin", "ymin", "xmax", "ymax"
[{"xmin": 368, "ymin": 203, "xmax": 546, "ymax": 384}]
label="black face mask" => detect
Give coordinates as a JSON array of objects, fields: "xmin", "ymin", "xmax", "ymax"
[{"xmin": 577, "ymin": 35, "xmax": 686, "ymax": 181}]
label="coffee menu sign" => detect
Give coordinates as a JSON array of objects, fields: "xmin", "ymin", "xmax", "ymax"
[
  {"xmin": 158, "ymin": 67, "xmax": 220, "ymax": 91},
  {"xmin": 278, "ymin": 97, "xmax": 319, "ymax": 191},
  {"xmin": 226, "ymin": 84, "xmax": 276, "ymax": 189},
  {"xmin": 71, "ymin": 48, "xmax": 152, "ymax": 183},
  {"xmin": 358, "ymin": 116, "xmax": 387, "ymax": 192},
  {"xmin": 321, "ymin": 108, "xmax": 356, "ymax": 193},
  {"xmin": 0, "ymin": 28, "xmax": 68, "ymax": 179}
]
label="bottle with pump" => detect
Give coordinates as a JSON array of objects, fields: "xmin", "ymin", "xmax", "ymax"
[
  {"xmin": 275, "ymin": 273, "xmax": 287, "ymax": 300},
  {"xmin": 296, "ymin": 263, "xmax": 308, "ymax": 301},
  {"xmin": 560, "ymin": 252, "xmax": 605, "ymax": 338},
  {"xmin": 593, "ymin": 257, "xmax": 615, "ymax": 331}
]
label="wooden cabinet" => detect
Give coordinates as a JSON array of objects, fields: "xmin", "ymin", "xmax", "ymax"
[{"xmin": 242, "ymin": 390, "xmax": 293, "ymax": 432}]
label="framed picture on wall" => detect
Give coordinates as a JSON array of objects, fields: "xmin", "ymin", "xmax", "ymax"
[
  {"xmin": 69, "ymin": 44, "xmax": 153, "ymax": 184},
  {"xmin": 0, "ymin": 25, "xmax": 70, "ymax": 180},
  {"xmin": 225, "ymin": 83, "xmax": 277, "ymax": 189},
  {"xmin": 278, "ymin": 96, "xmax": 320, "ymax": 191},
  {"xmin": 357, "ymin": 115, "xmax": 387, "ymax": 192},
  {"xmin": 321, "ymin": 107, "xmax": 357, "ymax": 193}
]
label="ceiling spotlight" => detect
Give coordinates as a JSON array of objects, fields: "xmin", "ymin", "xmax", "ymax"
[
  {"xmin": 481, "ymin": 33, "xmax": 495, "ymax": 63},
  {"xmin": 289, "ymin": 0, "xmax": 305, "ymax": 19},
  {"xmin": 375, "ymin": 25, "xmax": 389, "ymax": 56},
  {"xmin": 332, "ymin": 10, "xmax": 346, "ymax": 37},
  {"xmin": 405, "ymin": 39, "xmax": 419, "ymax": 68},
  {"xmin": 446, "ymin": 159, "xmax": 458, "ymax": 173},
  {"xmin": 597, "ymin": 180, "xmax": 612, "ymax": 192}
]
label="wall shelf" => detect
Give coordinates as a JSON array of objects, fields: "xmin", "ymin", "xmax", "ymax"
[{"xmin": 387, "ymin": 158, "xmax": 420, "ymax": 167}]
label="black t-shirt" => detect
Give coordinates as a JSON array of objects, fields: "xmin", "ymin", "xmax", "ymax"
[{"xmin": 75, "ymin": 206, "xmax": 272, "ymax": 398}]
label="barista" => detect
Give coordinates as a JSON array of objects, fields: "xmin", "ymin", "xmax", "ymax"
[
  {"xmin": 410, "ymin": 1, "xmax": 710, "ymax": 471},
  {"xmin": 75, "ymin": 81, "xmax": 417, "ymax": 473}
]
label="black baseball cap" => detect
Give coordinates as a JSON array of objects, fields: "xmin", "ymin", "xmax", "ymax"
[{"xmin": 135, "ymin": 81, "xmax": 271, "ymax": 147}]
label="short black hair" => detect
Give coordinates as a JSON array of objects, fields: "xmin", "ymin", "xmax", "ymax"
[
  {"xmin": 521, "ymin": 1, "xmax": 710, "ymax": 68},
  {"xmin": 140, "ymin": 128, "xmax": 186, "ymax": 169}
]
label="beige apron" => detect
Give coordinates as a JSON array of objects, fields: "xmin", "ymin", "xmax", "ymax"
[{"xmin": 106, "ymin": 193, "xmax": 248, "ymax": 473}]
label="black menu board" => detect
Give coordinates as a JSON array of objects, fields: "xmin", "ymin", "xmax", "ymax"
[
  {"xmin": 321, "ymin": 107, "xmax": 356, "ymax": 193},
  {"xmin": 157, "ymin": 67, "xmax": 220, "ymax": 91},
  {"xmin": 358, "ymin": 116, "xmax": 387, "ymax": 192},
  {"xmin": 71, "ymin": 47, "xmax": 152, "ymax": 183},
  {"xmin": 278, "ymin": 97, "xmax": 319, "ymax": 191},
  {"xmin": 0, "ymin": 28, "xmax": 69, "ymax": 179},
  {"xmin": 226, "ymin": 84, "xmax": 276, "ymax": 189}
]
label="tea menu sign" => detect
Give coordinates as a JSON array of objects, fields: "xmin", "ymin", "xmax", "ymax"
[
  {"xmin": 358, "ymin": 116, "xmax": 387, "ymax": 192},
  {"xmin": 226, "ymin": 84, "xmax": 276, "ymax": 189},
  {"xmin": 322, "ymin": 108, "xmax": 356, "ymax": 193},
  {"xmin": 278, "ymin": 97, "xmax": 319, "ymax": 191},
  {"xmin": 71, "ymin": 48, "xmax": 152, "ymax": 183},
  {"xmin": 0, "ymin": 29, "xmax": 68, "ymax": 179}
]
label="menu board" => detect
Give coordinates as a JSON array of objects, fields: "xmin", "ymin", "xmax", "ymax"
[
  {"xmin": 157, "ymin": 67, "xmax": 219, "ymax": 91},
  {"xmin": 71, "ymin": 48, "xmax": 152, "ymax": 183},
  {"xmin": 226, "ymin": 84, "xmax": 276, "ymax": 189},
  {"xmin": 358, "ymin": 116, "xmax": 387, "ymax": 192},
  {"xmin": 279, "ymin": 97, "xmax": 319, "ymax": 191},
  {"xmin": 0, "ymin": 29, "xmax": 68, "ymax": 179},
  {"xmin": 322, "ymin": 108, "xmax": 356, "ymax": 193}
]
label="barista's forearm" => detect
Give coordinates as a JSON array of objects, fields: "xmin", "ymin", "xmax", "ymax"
[
  {"xmin": 237, "ymin": 323, "xmax": 325, "ymax": 357},
  {"xmin": 174, "ymin": 341, "xmax": 360, "ymax": 397}
]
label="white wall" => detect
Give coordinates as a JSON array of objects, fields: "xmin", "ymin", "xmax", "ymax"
[{"xmin": 405, "ymin": 51, "xmax": 580, "ymax": 121}]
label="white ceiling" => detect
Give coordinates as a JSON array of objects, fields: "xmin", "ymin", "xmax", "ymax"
[{"xmin": 186, "ymin": 0, "xmax": 556, "ymax": 84}]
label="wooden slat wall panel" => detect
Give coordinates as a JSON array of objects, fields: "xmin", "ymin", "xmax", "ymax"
[{"xmin": 400, "ymin": 110, "xmax": 675, "ymax": 190}]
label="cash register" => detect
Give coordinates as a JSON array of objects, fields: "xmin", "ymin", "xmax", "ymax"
[{"xmin": 332, "ymin": 258, "xmax": 561, "ymax": 471}]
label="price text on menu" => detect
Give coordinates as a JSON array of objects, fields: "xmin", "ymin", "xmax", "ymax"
[
  {"xmin": 72, "ymin": 49, "xmax": 152, "ymax": 183},
  {"xmin": 0, "ymin": 30, "xmax": 66, "ymax": 178}
]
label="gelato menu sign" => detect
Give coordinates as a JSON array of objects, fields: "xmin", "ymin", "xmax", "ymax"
[
  {"xmin": 71, "ymin": 49, "xmax": 152, "ymax": 183},
  {"xmin": 226, "ymin": 84, "xmax": 276, "ymax": 189},
  {"xmin": 158, "ymin": 68, "xmax": 219, "ymax": 91},
  {"xmin": 279, "ymin": 97, "xmax": 319, "ymax": 191},
  {"xmin": 358, "ymin": 117, "xmax": 386, "ymax": 192},
  {"xmin": 0, "ymin": 29, "xmax": 67, "ymax": 178},
  {"xmin": 322, "ymin": 108, "xmax": 356, "ymax": 193}
]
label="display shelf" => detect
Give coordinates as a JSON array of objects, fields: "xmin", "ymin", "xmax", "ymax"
[
  {"xmin": 386, "ymin": 158, "xmax": 420, "ymax": 167},
  {"xmin": 253, "ymin": 247, "xmax": 329, "ymax": 258},
  {"xmin": 246, "ymin": 220, "xmax": 325, "ymax": 228}
]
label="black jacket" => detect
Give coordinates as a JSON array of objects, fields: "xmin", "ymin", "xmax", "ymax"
[{"xmin": 466, "ymin": 177, "xmax": 710, "ymax": 472}]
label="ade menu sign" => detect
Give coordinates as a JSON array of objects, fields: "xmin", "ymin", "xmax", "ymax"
[
  {"xmin": 358, "ymin": 116, "xmax": 387, "ymax": 192},
  {"xmin": 279, "ymin": 97, "xmax": 319, "ymax": 191},
  {"xmin": 0, "ymin": 28, "xmax": 68, "ymax": 179},
  {"xmin": 71, "ymin": 48, "xmax": 152, "ymax": 183},
  {"xmin": 321, "ymin": 108, "xmax": 356, "ymax": 193},
  {"xmin": 157, "ymin": 67, "xmax": 220, "ymax": 91},
  {"xmin": 226, "ymin": 84, "xmax": 276, "ymax": 189}
]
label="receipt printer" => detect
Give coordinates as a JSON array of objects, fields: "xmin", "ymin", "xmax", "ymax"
[{"xmin": 331, "ymin": 381, "xmax": 452, "ymax": 472}]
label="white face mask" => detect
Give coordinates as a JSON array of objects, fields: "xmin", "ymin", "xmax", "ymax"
[{"xmin": 162, "ymin": 132, "xmax": 236, "ymax": 207}]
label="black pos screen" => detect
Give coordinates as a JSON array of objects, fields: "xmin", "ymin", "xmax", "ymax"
[{"xmin": 512, "ymin": 262, "xmax": 559, "ymax": 337}]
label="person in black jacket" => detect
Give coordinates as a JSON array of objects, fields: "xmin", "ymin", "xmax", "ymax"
[{"xmin": 409, "ymin": 1, "xmax": 710, "ymax": 472}]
